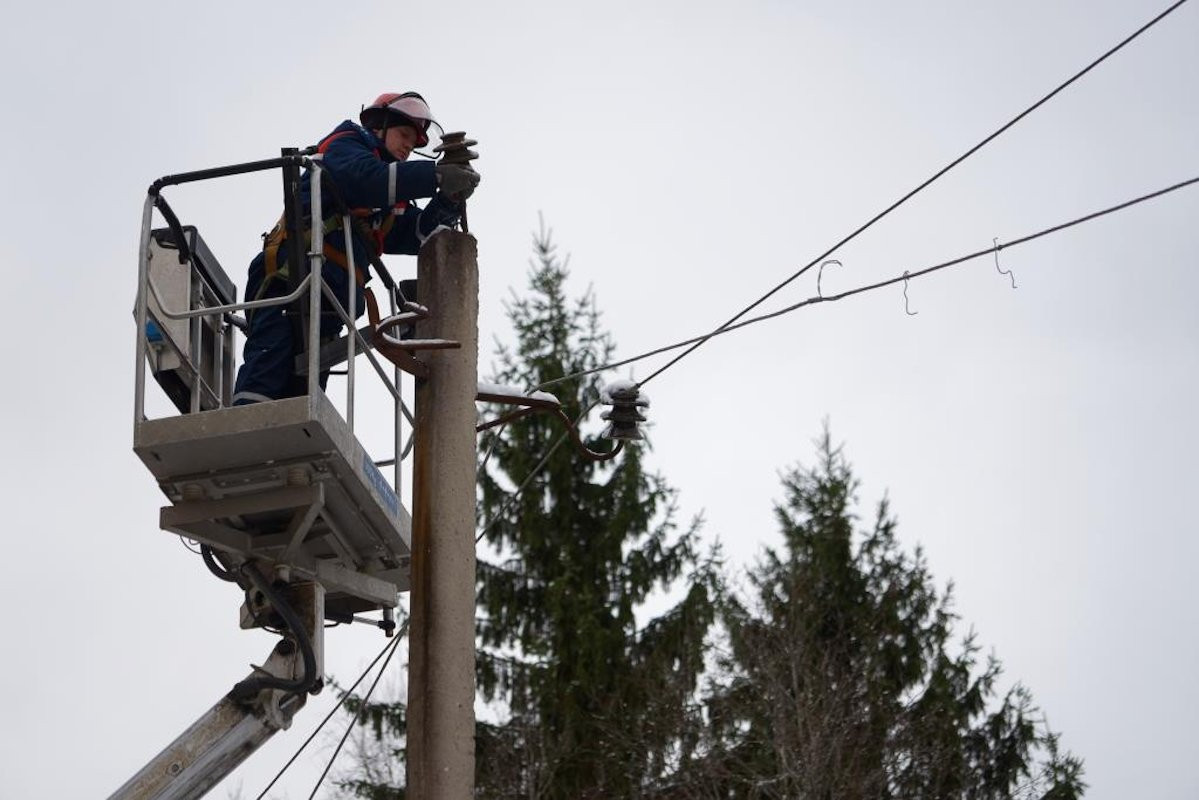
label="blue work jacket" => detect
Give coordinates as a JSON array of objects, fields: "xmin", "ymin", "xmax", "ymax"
[{"xmin": 295, "ymin": 120, "xmax": 458, "ymax": 277}]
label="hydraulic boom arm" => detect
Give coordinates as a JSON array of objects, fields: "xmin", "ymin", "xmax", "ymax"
[{"xmin": 107, "ymin": 575, "xmax": 325, "ymax": 800}]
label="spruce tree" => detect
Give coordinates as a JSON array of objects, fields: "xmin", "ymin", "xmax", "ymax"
[
  {"xmin": 474, "ymin": 222, "xmax": 717, "ymax": 798},
  {"xmin": 689, "ymin": 430, "xmax": 1086, "ymax": 799},
  {"xmin": 334, "ymin": 222, "xmax": 717, "ymax": 799}
]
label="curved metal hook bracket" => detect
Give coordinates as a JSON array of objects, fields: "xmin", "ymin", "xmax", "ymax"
[
  {"xmin": 554, "ymin": 407, "xmax": 626, "ymax": 462},
  {"xmin": 475, "ymin": 386, "xmax": 625, "ymax": 462},
  {"xmin": 993, "ymin": 237, "xmax": 1017, "ymax": 289},
  {"xmin": 902, "ymin": 271, "xmax": 918, "ymax": 316},
  {"xmin": 817, "ymin": 259, "xmax": 842, "ymax": 299}
]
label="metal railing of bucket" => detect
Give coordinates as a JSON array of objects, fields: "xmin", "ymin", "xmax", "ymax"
[{"xmin": 134, "ymin": 149, "xmax": 416, "ymax": 496}]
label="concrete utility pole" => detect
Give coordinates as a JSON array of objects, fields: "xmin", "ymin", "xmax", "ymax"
[{"xmin": 407, "ymin": 230, "xmax": 479, "ymax": 798}]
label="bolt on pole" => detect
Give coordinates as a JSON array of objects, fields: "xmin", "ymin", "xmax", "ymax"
[{"xmin": 407, "ymin": 230, "xmax": 478, "ymax": 799}]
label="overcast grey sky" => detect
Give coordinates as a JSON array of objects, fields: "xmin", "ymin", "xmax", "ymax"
[{"xmin": 1, "ymin": 1, "xmax": 1196, "ymax": 798}]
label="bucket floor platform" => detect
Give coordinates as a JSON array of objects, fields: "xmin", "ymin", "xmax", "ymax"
[{"xmin": 134, "ymin": 392, "xmax": 410, "ymax": 615}]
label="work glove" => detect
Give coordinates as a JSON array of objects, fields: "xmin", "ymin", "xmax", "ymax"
[
  {"xmin": 418, "ymin": 192, "xmax": 462, "ymax": 240},
  {"xmin": 435, "ymin": 162, "xmax": 481, "ymax": 204}
]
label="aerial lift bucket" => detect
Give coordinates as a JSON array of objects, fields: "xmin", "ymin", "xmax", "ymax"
[{"xmin": 117, "ymin": 151, "xmax": 423, "ymax": 799}]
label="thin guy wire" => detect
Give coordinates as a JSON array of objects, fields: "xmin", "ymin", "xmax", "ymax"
[
  {"xmin": 538, "ymin": 174, "xmax": 1199, "ymax": 387},
  {"xmin": 307, "ymin": 623, "xmax": 407, "ymax": 800},
  {"xmin": 476, "ymin": 400, "xmax": 599, "ymax": 545},
  {"xmin": 256, "ymin": 630, "xmax": 403, "ymax": 800},
  {"xmin": 633, "ymin": 0, "xmax": 1190, "ymax": 388},
  {"xmin": 478, "ymin": 381, "xmax": 543, "ymax": 477}
]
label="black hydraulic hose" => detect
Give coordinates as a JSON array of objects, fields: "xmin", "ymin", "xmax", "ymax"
[
  {"xmin": 281, "ymin": 149, "xmax": 310, "ymax": 363},
  {"xmin": 145, "ymin": 145, "xmax": 319, "ymax": 271},
  {"xmin": 200, "ymin": 545, "xmax": 239, "ymax": 583},
  {"xmin": 230, "ymin": 563, "xmax": 319, "ymax": 701},
  {"xmin": 151, "ymin": 195, "xmax": 191, "ymax": 266},
  {"xmin": 148, "ymin": 149, "xmax": 316, "ymax": 193},
  {"xmin": 282, "ymin": 148, "xmax": 306, "ymax": 287}
]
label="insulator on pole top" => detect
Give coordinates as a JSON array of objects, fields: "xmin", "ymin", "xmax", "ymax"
[
  {"xmin": 599, "ymin": 380, "xmax": 649, "ymax": 441},
  {"xmin": 432, "ymin": 131, "xmax": 479, "ymax": 166}
]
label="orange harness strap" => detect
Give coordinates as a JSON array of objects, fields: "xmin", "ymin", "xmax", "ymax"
[{"xmin": 262, "ymin": 214, "xmax": 365, "ymax": 287}]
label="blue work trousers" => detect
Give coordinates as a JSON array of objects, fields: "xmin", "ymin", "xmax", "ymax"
[{"xmin": 232, "ymin": 251, "xmax": 364, "ymax": 403}]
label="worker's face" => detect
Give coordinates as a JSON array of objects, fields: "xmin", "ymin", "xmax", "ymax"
[{"xmin": 382, "ymin": 125, "xmax": 419, "ymax": 161}]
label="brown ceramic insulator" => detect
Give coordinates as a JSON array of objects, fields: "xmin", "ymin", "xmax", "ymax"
[{"xmin": 433, "ymin": 131, "xmax": 479, "ymax": 166}]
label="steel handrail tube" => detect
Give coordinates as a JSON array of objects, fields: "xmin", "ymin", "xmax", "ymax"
[
  {"xmin": 343, "ymin": 213, "xmax": 358, "ymax": 431},
  {"xmin": 136, "ymin": 192, "xmax": 226, "ymax": 418},
  {"xmin": 134, "ymin": 194, "xmax": 156, "ymax": 426},
  {"xmin": 316, "ymin": 277, "xmax": 402, "ymax": 404},
  {"xmin": 389, "ymin": 288, "xmax": 404, "ymax": 493},
  {"xmin": 148, "ymin": 151, "xmax": 313, "ymax": 194},
  {"xmin": 147, "ymin": 273, "xmax": 312, "ymax": 321},
  {"xmin": 137, "ymin": 155, "xmax": 411, "ymax": 483},
  {"xmin": 189, "ymin": 284, "xmax": 203, "ymax": 414},
  {"xmin": 306, "ymin": 165, "xmax": 323, "ymax": 399}
]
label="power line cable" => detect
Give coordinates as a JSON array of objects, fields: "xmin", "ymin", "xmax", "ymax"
[
  {"xmin": 788, "ymin": 175, "xmax": 1199, "ymax": 309},
  {"xmin": 307, "ymin": 623, "xmax": 406, "ymax": 800},
  {"xmin": 632, "ymin": 0, "xmax": 1191, "ymax": 389},
  {"xmin": 255, "ymin": 629, "xmax": 404, "ymax": 800},
  {"xmin": 478, "ymin": 0, "xmax": 1193, "ymax": 552},
  {"xmin": 481, "ymin": 174, "xmax": 1199, "ymax": 550},
  {"xmin": 542, "ymin": 174, "xmax": 1199, "ymax": 388},
  {"xmin": 478, "ymin": 175, "xmax": 1197, "ymax": 557}
]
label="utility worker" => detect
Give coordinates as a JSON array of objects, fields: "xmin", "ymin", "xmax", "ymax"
[{"xmin": 232, "ymin": 92, "xmax": 480, "ymax": 404}]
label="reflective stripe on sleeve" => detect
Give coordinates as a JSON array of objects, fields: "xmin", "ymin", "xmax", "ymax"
[{"xmin": 388, "ymin": 162, "xmax": 398, "ymax": 207}]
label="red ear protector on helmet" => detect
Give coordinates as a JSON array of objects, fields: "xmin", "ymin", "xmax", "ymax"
[{"xmin": 360, "ymin": 91, "xmax": 439, "ymax": 147}]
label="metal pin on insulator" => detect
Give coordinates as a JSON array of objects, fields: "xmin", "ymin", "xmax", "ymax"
[
  {"xmin": 433, "ymin": 131, "xmax": 479, "ymax": 233},
  {"xmin": 599, "ymin": 380, "xmax": 650, "ymax": 441}
]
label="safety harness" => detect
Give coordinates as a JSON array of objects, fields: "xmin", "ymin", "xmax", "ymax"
[
  {"xmin": 261, "ymin": 212, "xmax": 369, "ymax": 288},
  {"xmin": 259, "ymin": 128, "xmax": 409, "ymax": 293}
]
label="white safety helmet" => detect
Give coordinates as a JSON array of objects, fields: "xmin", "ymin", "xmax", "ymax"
[{"xmin": 359, "ymin": 91, "xmax": 440, "ymax": 147}]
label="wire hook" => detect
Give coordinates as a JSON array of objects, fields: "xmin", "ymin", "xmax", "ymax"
[
  {"xmin": 993, "ymin": 237, "xmax": 1017, "ymax": 289},
  {"xmin": 817, "ymin": 259, "xmax": 841, "ymax": 299},
  {"xmin": 902, "ymin": 271, "xmax": 918, "ymax": 316}
]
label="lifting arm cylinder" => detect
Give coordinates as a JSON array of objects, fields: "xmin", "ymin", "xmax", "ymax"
[
  {"xmin": 106, "ymin": 692, "xmax": 305, "ymax": 800},
  {"xmin": 106, "ymin": 582, "xmax": 324, "ymax": 800}
]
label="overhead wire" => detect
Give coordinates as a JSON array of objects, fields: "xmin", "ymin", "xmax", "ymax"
[
  {"xmin": 475, "ymin": 0, "xmax": 1193, "ymax": 555},
  {"xmin": 257, "ymin": 3, "xmax": 1194, "ymax": 790},
  {"xmin": 257, "ymin": 173, "xmax": 1199, "ymax": 796},
  {"xmin": 543, "ymin": 175, "xmax": 1199, "ymax": 388},
  {"xmin": 629, "ymin": 0, "xmax": 1191, "ymax": 389},
  {"xmin": 729, "ymin": 175, "xmax": 1199, "ymax": 324},
  {"xmin": 254, "ymin": 627, "xmax": 405, "ymax": 800},
  {"xmin": 475, "ymin": 173, "xmax": 1199, "ymax": 560},
  {"xmin": 307, "ymin": 622, "xmax": 406, "ymax": 799}
]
